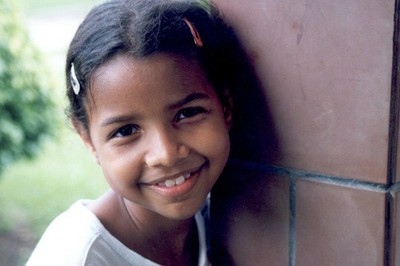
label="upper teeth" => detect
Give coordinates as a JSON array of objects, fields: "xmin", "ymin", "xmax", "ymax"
[{"xmin": 160, "ymin": 173, "xmax": 191, "ymax": 187}]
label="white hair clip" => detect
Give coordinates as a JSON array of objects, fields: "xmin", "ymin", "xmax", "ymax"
[{"xmin": 70, "ymin": 63, "xmax": 80, "ymax": 95}]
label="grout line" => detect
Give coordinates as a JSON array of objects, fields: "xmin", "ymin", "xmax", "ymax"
[
  {"xmin": 297, "ymin": 174, "xmax": 387, "ymax": 193},
  {"xmin": 384, "ymin": 192, "xmax": 394, "ymax": 266},
  {"xmin": 384, "ymin": 0, "xmax": 400, "ymax": 264},
  {"xmin": 289, "ymin": 176, "xmax": 296, "ymax": 266},
  {"xmin": 388, "ymin": 0, "xmax": 400, "ymax": 189},
  {"xmin": 227, "ymin": 159, "xmax": 388, "ymax": 192},
  {"xmin": 390, "ymin": 181, "xmax": 400, "ymax": 193},
  {"xmin": 385, "ymin": 0, "xmax": 400, "ymax": 265}
]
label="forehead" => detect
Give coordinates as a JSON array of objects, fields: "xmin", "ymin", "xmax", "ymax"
[
  {"xmin": 91, "ymin": 53, "xmax": 206, "ymax": 91},
  {"xmin": 86, "ymin": 53, "xmax": 216, "ymax": 117}
]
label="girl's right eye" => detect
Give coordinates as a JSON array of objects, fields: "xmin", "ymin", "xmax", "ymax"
[{"xmin": 112, "ymin": 125, "xmax": 140, "ymax": 138}]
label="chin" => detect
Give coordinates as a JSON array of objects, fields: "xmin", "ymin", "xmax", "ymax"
[{"xmin": 161, "ymin": 202, "xmax": 204, "ymax": 221}]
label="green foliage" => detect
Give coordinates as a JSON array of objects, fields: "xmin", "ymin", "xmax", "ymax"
[
  {"xmin": 0, "ymin": 0, "xmax": 56, "ymax": 174},
  {"xmin": 0, "ymin": 130, "xmax": 106, "ymax": 235}
]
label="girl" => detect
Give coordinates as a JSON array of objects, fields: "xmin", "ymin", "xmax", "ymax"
[{"xmin": 28, "ymin": 0, "xmax": 245, "ymax": 264}]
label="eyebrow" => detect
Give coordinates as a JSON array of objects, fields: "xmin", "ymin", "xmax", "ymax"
[
  {"xmin": 169, "ymin": 92, "xmax": 210, "ymax": 109},
  {"xmin": 100, "ymin": 115, "xmax": 138, "ymax": 127},
  {"xmin": 100, "ymin": 92, "xmax": 210, "ymax": 127}
]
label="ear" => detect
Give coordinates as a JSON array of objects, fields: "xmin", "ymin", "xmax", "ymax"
[{"xmin": 72, "ymin": 119, "xmax": 100, "ymax": 165}]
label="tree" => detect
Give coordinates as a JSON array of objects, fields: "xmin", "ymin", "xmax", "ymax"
[{"xmin": 0, "ymin": 0, "xmax": 56, "ymax": 175}]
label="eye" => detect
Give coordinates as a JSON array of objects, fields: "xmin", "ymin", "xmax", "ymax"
[
  {"xmin": 175, "ymin": 107, "xmax": 207, "ymax": 122},
  {"xmin": 112, "ymin": 124, "xmax": 140, "ymax": 138}
]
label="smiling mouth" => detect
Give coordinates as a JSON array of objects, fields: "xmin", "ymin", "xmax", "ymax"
[
  {"xmin": 157, "ymin": 173, "xmax": 191, "ymax": 187},
  {"xmin": 143, "ymin": 164, "xmax": 204, "ymax": 188}
]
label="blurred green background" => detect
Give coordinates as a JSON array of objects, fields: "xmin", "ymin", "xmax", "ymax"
[{"xmin": 0, "ymin": 0, "xmax": 108, "ymax": 265}]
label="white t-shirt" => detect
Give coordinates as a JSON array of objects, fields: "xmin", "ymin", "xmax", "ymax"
[{"xmin": 27, "ymin": 200, "xmax": 209, "ymax": 266}]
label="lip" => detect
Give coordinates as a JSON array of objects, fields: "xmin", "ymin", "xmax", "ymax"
[{"xmin": 141, "ymin": 163, "xmax": 206, "ymax": 198}]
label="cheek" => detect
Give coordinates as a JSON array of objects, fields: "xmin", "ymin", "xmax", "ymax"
[
  {"xmin": 98, "ymin": 148, "xmax": 142, "ymax": 187},
  {"xmin": 197, "ymin": 122, "xmax": 231, "ymax": 166}
]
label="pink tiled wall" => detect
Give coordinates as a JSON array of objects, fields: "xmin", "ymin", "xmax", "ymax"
[{"xmin": 210, "ymin": 0, "xmax": 399, "ymax": 265}]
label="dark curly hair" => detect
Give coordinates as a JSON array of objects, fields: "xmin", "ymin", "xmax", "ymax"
[{"xmin": 66, "ymin": 0, "xmax": 246, "ymax": 129}]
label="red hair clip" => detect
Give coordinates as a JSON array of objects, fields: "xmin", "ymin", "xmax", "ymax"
[{"xmin": 183, "ymin": 18, "xmax": 204, "ymax": 47}]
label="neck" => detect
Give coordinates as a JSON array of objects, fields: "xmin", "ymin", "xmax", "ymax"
[{"xmin": 90, "ymin": 190, "xmax": 199, "ymax": 266}]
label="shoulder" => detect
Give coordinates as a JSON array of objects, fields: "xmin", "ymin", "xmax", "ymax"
[
  {"xmin": 27, "ymin": 200, "xmax": 105, "ymax": 266},
  {"xmin": 27, "ymin": 200, "xmax": 162, "ymax": 266}
]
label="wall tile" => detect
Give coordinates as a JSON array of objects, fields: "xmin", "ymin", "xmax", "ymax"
[
  {"xmin": 210, "ymin": 168, "xmax": 289, "ymax": 265},
  {"xmin": 296, "ymin": 179, "xmax": 386, "ymax": 265},
  {"xmin": 213, "ymin": 0, "xmax": 394, "ymax": 182}
]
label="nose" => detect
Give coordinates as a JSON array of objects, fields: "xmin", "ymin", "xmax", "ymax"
[{"xmin": 144, "ymin": 126, "xmax": 189, "ymax": 167}]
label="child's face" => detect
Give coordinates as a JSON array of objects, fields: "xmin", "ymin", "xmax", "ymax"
[{"xmin": 80, "ymin": 54, "xmax": 231, "ymax": 220}]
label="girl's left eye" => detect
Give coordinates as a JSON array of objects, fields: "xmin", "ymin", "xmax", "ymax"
[{"xmin": 176, "ymin": 107, "xmax": 207, "ymax": 121}]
